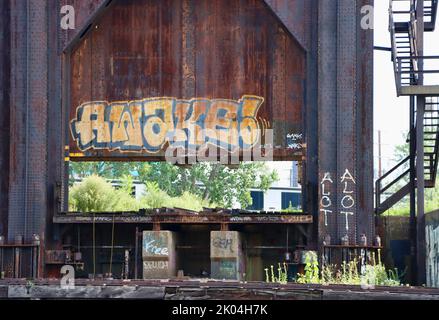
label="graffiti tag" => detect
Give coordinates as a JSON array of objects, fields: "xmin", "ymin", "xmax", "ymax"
[
  {"xmin": 212, "ymin": 237, "xmax": 234, "ymax": 253},
  {"xmin": 143, "ymin": 239, "xmax": 168, "ymax": 256},
  {"xmin": 70, "ymin": 95, "xmax": 265, "ymax": 154}
]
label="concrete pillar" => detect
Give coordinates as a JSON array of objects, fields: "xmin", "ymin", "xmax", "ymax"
[
  {"xmin": 210, "ymin": 231, "xmax": 244, "ymax": 281},
  {"xmin": 142, "ymin": 231, "xmax": 176, "ymax": 279}
]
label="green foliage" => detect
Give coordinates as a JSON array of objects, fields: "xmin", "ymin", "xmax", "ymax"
[
  {"xmin": 281, "ymin": 201, "xmax": 302, "ymax": 213},
  {"xmin": 138, "ymin": 162, "xmax": 279, "ymax": 208},
  {"xmin": 69, "ymin": 175, "xmax": 215, "ymax": 213},
  {"xmin": 139, "ymin": 182, "xmax": 213, "ymax": 212},
  {"xmin": 140, "ymin": 182, "xmax": 171, "ymax": 209},
  {"xmin": 69, "ymin": 175, "xmax": 139, "ymax": 212},
  {"xmin": 70, "ymin": 175, "xmax": 123, "ymax": 212},
  {"xmin": 112, "ymin": 189, "xmax": 141, "ymax": 212},
  {"xmin": 69, "ymin": 162, "xmax": 139, "ymax": 181},
  {"xmin": 69, "ymin": 161, "xmax": 279, "ymax": 209},
  {"xmin": 265, "ymin": 263, "xmax": 288, "ymax": 285},
  {"xmin": 168, "ymin": 191, "xmax": 212, "ymax": 212},
  {"xmin": 295, "ymin": 251, "xmax": 403, "ymax": 287},
  {"xmin": 296, "ymin": 252, "xmax": 319, "ymax": 284}
]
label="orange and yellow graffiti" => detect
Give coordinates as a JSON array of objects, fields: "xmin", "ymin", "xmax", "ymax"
[{"xmin": 70, "ymin": 95, "xmax": 265, "ymax": 153}]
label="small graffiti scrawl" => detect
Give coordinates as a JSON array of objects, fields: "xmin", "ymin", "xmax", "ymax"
[{"xmin": 70, "ymin": 95, "xmax": 265, "ymax": 153}]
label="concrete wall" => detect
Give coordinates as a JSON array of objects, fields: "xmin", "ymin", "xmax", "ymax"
[
  {"xmin": 211, "ymin": 231, "xmax": 244, "ymax": 280},
  {"xmin": 143, "ymin": 231, "xmax": 177, "ymax": 279},
  {"xmin": 426, "ymin": 211, "xmax": 439, "ymax": 288},
  {"xmin": 378, "ymin": 213, "xmax": 439, "ymax": 288},
  {"xmin": 378, "ymin": 216, "xmax": 412, "ymax": 283}
]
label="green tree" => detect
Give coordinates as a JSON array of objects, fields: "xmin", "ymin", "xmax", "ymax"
[
  {"xmin": 70, "ymin": 161, "xmax": 279, "ymax": 209},
  {"xmin": 69, "ymin": 162, "xmax": 138, "ymax": 180},
  {"xmin": 139, "ymin": 162, "xmax": 279, "ymax": 208}
]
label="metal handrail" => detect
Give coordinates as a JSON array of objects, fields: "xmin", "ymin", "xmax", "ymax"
[
  {"xmin": 389, "ymin": 0, "xmax": 418, "ymax": 93},
  {"xmin": 397, "ymin": 56, "xmax": 439, "ymax": 86},
  {"xmin": 375, "ymin": 155, "xmax": 411, "ymax": 212},
  {"xmin": 389, "ymin": 0, "xmax": 402, "ymax": 93}
]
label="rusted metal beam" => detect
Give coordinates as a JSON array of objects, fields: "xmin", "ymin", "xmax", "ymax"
[
  {"xmin": 62, "ymin": 0, "xmax": 115, "ymax": 53},
  {"xmin": 53, "ymin": 213, "xmax": 313, "ymax": 225}
]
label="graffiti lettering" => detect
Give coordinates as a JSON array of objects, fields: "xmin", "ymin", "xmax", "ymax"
[
  {"xmin": 143, "ymin": 240, "xmax": 168, "ymax": 256},
  {"xmin": 286, "ymin": 133, "xmax": 304, "ymax": 150},
  {"xmin": 70, "ymin": 96, "xmax": 265, "ymax": 153},
  {"xmin": 212, "ymin": 237, "xmax": 234, "ymax": 253},
  {"xmin": 320, "ymin": 172, "xmax": 334, "ymax": 226},
  {"xmin": 340, "ymin": 169, "xmax": 356, "ymax": 232},
  {"xmin": 143, "ymin": 261, "xmax": 169, "ymax": 270}
]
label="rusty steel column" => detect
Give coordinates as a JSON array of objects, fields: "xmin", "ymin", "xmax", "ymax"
[
  {"xmin": 416, "ymin": 0, "xmax": 427, "ymax": 286},
  {"xmin": 355, "ymin": 0, "xmax": 374, "ymax": 246},
  {"xmin": 8, "ymin": 0, "xmax": 29, "ymax": 242},
  {"xmin": 304, "ymin": 0, "xmax": 319, "ymax": 249},
  {"xmin": 416, "ymin": 95, "xmax": 426, "ymax": 285},
  {"xmin": 318, "ymin": 0, "xmax": 339, "ymax": 247},
  {"xmin": 336, "ymin": 0, "xmax": 358, "ymax": 245},
  {"xmin": 0, "ymin": 0, "xmax": 10, "ymax": 239},
  {"xmin": 409, "ymin": 96, "xmax": 418, "ymax": 285},
  {"xmin": 8, "ymin": 0, "xmax": 49, "ymax": 247},
  {"xmin": 46, "ymin": 0, "xmax": 63, "ymax": 252},
  {"xmin": 318, "ymin": 0, "xmax": 375, "ymax": 248}
]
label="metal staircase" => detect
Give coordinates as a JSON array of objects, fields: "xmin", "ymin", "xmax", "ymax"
[{"xmin": 376, "ymin": 0, "xmax": 439, "ymax": 215}]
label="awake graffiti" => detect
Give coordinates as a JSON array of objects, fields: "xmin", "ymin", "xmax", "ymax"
[{"xmin": 70, "ymin": 95, "xmax": 265, "ymax": 154}]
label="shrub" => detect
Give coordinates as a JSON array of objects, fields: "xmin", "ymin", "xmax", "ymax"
[
  {"xmin": 168, "ymin": 191, "xmax": 212, "ymax": 212},
  {"xmin": 69, "ymin": 175, "xmax": 118, "ymax": 212},
  {"xmin": 112, "ymin": 189, "xmax": 141, "ymax": 211},
  {"xmin": 140, "ymin": 182, "xmax": 171, "ymax": 209}
]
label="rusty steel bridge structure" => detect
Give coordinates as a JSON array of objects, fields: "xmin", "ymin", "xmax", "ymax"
[{"xmin": 0, "ymin": 0, "xmax": 437, "ymax": 289}]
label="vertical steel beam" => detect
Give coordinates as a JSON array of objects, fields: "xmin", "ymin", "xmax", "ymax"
[
  {"xmin": 46, "ymin": 0, "xmax": 63, "ymax": 253},
  {"xmin": 8, "ymin": 0, "xmax": 28, "ymax": 242},
  {"xmin": 356, "ymin": 0, "xmax": 375, "ymax": 245},
  {"xmin": 337, "ymin": 0, "xmax": 358, "ymax": 244},
  {"xmin": 318, "ymin": 0, "xmax": 338, "ymax": 246},
  {"xmin": 8, "ymin": 0, "xmax": 49, "ymax": 254},
  {"xmin": 0, "ymin": 0, "xmax": 10, "ymax": 239},
  {"xmin": 409, "ymin": 96, "xmax": 417, "ymax": 285},
  {"xmin": 416, "ymin": 0, "xmax": 427, "ymax": 286},
  {"xmin": 318, "ymin": 0, "xmax": 374, "ymax": 248},
  {"xmin": 304, "ymin": 0, "xmax": 319, "ymax": 248},
  {"xmin": 416, "ymin": 95, "xmax": 426, "ymax": 285}
]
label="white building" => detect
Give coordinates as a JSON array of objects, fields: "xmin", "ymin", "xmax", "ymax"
[{"xmin": 247, "ymin": 161, "xmax": 302, "ymax": 211}]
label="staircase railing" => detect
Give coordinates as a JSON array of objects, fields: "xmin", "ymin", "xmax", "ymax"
[
  {"xmin": 389, "ymin": 0, "xmax": 402, "ymax": 92},
  {"xmin": 424, "ymin": 0, "xmax": 438, "ymax": 30},
  {"xmin": 389, "ymin": 0, "xmax": 419, "ymax": 94},
  {"xmin": 375, "ymin": 156, "xmax": 411, "ymax": 215},
  {"xmin": 377, "ymin": 1, "xmax": 439, "ymax": 217},
  {"xmin": 390, "ymin": 0, "xmax": 439, "ymax": 93},
  {"xmin": 396, "ymin": 55, "xmax": 439, "ymax": 87}
]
